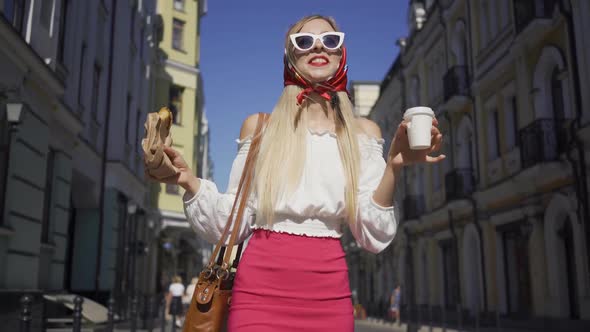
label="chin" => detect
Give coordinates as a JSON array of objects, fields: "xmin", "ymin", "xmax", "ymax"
[{"xmin": 305, "ymin": 70, "xmax": 335, "ymax": 83}]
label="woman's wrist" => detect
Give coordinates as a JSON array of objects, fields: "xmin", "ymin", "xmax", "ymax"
[
  {"xmin": 180, "ymin": 174, "xmax": 201, "ymax": 197},
  {"xmin": 387, "ymin": 160, "xmax": 403, "ymax": 175}
]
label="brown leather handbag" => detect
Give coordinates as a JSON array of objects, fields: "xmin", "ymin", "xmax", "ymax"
[{"xmin": 183, "ymin": 113, "xmax": 269, "ymax": 332}]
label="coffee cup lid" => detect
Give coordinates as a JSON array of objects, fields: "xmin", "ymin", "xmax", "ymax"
[{"xmin": 403, "ymin": 106, "xmax": 434, "ymax": 120}]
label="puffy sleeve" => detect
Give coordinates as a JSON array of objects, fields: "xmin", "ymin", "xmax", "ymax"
[
  {"xmin": 183, "ymin": 137, "xmax": 256, "ymax": 245},
  {"xmin": 349, "ymin": 136, "xmax": 398, "ymax": 253}
]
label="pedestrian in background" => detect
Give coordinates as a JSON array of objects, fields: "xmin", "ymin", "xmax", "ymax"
[
  {"xmin": 389, "ymin": 284, "xmax": 402, "ymax": 324},
  {"xmin": 146, "ymin": 14, "xmax": 443, "ymax": 331},
  {"xmin": 167, "ymin": 275, "xmax": 185, "ymax": 328}
]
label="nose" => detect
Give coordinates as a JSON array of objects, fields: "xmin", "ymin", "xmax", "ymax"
[{"xmin": 312, "ymin": 37, "xmax": 323, "ymax": 51}]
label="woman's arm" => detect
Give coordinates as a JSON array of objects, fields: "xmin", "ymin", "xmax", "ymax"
[{"xmin": 176, "ymin": 113, "xmax": 261, "ymax": 196}]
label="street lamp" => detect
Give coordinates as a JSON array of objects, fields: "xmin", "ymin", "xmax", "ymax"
[{"xmin": 1, "ymin": 103, "xmax": 23, "ymax": 225}]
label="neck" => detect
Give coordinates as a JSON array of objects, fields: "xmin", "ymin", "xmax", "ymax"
[{"xmin": 305, "ymin": 92, "xmax": 336, "ymax": 131}]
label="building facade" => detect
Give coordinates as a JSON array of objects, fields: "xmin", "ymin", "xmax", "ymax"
[
  {"xmin": 349, "ymin": 81, "xmax": 381, "ymax": 118},
  {"xmin": 152, "ymin": 0, "xmax": 210, "ymax": 292},
  {"xmin": 0, "ymin": 0, "xmax": 163, "ymax": 319},
  {"xmin": 366, "ymin": 0, "xmax": 590, "ymax": 330}
]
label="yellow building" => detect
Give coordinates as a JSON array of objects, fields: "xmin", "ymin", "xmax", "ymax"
[
  {"xmin": 367, "ymin": 0, "xmax": 590, "ymax": 330},
  {"xmin": 151, "ymin": 0, "xmax": 209, "ymax": 289}
]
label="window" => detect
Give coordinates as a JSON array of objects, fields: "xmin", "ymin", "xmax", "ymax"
[
  {"xmin": 505, "ymin": 96, "xmax": 519, "ymax": 149},
  {"xmin": 139, "ymin": 27, "xmax": 145, "ymax": 59},
  {"xmin": 40, "ymin": 0, "xmax": 54, "ymax": 29},
  {"xmin": 479, "ymin": 1, "xmax": 490, "ymax": 48},
  {"xmin": 0, "ymin": 114, "xmax": 7, "ymax": 226},
  {"xmin": 501, "ymin": 224, "xmax": 532, "ymax": 317},
  {"xmin": 172, "ymin": 19, "xmax": 185, "ymax": 51},
  {"xmin": 440, "ymin": 240, "xmax": 460, "ymax": 308},
  {"xmin": 130, "ymin": 5, "xmax": 136, "ymax": 44},
  {"xmin": 41, "ymin": 149, "xmax": 56, "ymax": 243},
  {"xmin": 3, "ymin": 0, "xmax": 26, "ymax": 33},
  {"xmin": 551, "ymin": 68, "xmax": 565, "ymax": 120},
  {"xmin": 557, "ymin": 218, "xmax": 580, "ymax": 319},
  {"xmin": 174, "ymin": 0, "xmax": 185, "ymax": 11},
  {"xmin": 487, "ymin": 109, "xmax": 500, "ymax": 160},
  {"xmin": 77, "ymin": 43, "xmax": 87, "ymax": 107},
  {"xmin": 433, "ymin": 163, "xmax": 441, "ymax": 191},
  {"xmin": 551, "ymin": 67, "xmax": 568, "ymax": 152},
  {"xmin": 135, "ymin": 109, "xmax": 141, "ymax": 152},
  {"xmin": 169, "ymin": 85, "xmax": 184, "ymax": 125},
  {"xmin": 126, "ymin": 95, "xmax": 132, "ymax": 143},
  {"xmin": 57, "ymin": 0, "xmax": 69, "ymax": 63},
  {"xmin": 91, "ymin": 64, "xmax": 101, "ymax": 119},
  {"xmin": 166, "ymin": 184, "xmax": 180, "ymax": 195}
]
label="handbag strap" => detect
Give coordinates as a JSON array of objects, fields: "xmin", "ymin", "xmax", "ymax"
[{"xmin": 205, "ymin": 113, "xmax": 269, "ymax": 272}]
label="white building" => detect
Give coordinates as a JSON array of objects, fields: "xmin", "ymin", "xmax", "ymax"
[{"xmin": 349, "ymin": 81, "xmax": 380, "ymax": 118}]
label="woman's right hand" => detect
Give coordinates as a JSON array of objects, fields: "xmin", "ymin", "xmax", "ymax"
[{"xmin": 144, "ymin": 146, "xmax": 201, "ymax": 196}]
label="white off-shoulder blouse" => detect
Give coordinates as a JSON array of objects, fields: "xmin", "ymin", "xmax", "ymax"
[{"xmin": 183, "ymin": 129, "xmax": 398, "ymax": 253}]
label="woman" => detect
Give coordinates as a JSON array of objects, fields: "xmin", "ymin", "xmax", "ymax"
[
  {"xmin": 147, "ymin": 15, "xmax": 444, "ymax": 331},
  {"xmin": 167, "ymin": 276, "xmax": 185, "ymax": 327}
]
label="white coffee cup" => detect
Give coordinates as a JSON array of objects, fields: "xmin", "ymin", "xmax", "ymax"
[{"xmin": 403, "ymin": 106, "xmax": 435, "ymax": 150}]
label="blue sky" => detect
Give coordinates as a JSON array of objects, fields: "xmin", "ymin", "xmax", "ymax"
[{"xmin": 200, "ymin": 1, "xmax": 410, "ymax": 191}]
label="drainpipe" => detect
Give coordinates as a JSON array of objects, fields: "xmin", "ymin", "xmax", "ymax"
[
  {"xmin": 96, "ymin": 0, "xmax": 117, "ymax": 297},
  {"xmin": 558, "ymin": 0, "xmax": 590, "ymax": 281}
]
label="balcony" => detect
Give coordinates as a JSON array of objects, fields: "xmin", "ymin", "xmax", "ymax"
[
  {"xmin": 519, "ymin": 118, "xmax": 569, "ymax": 169},
  {"xmin": 514, "ymin": 0, "xmax": 556, "ymax": 35},
  {"xmin": 403, "ymin": 194, "xmax": 426, "ymax": 220},
  {"xmin": 443, "ymin": 66, "xmax": 470, "ymax": 111},
  {"xmin": 445, "ymin": 169, "xmax": 475, "ymax": 201}
]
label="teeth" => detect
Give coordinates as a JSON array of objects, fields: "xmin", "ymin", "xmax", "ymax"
[{"xmin": 311, "ymin": 58, "xmax": 327, "ymax": 64}]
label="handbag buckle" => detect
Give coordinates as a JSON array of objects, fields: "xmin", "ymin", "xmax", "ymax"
[
  {"xmin": 204, "ymin": 267, "xmax": 214, "ymax": 279},
  {"xmin": 216, "ymin": 268, "xmax": 230, "ymax": 280}
]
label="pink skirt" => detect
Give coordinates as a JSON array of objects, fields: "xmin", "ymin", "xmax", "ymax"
[{"xmin": 227, "ymin": 229, "xmax": 354, "ymax": 331}]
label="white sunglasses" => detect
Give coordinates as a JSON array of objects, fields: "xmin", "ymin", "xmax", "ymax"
[{"xmin": 289, "ymin": 32, "xmax": 345, "ymax": 51}]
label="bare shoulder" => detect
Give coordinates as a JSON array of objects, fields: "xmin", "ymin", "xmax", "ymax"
[
  {"xmin": 239, "ymin": 113, "xmax": 269, "ymax": 140},
  {"xmin": 356, "ymin": 118, "xmax": 383, "ymax": 139}
]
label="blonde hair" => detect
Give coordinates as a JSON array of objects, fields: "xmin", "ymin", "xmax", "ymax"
[
  {"xmin": 254, "ymin": 15, "xmax": 360, "ymax": 226},
  {"xmin": 172, "ymin": 275, "xmax": 182, "ymax": 284}
]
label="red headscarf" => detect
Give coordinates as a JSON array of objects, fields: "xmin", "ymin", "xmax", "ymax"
[{"xmin": 283, "ymin": 46, "xmax": 349, "ymax": 106}]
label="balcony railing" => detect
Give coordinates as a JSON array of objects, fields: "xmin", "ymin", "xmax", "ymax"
[
  {"xmin": 443, "ymin": 66, "xmax": 470, "ymax": 102},
  {"xmin": 513, "ymin": 0, "xmax": 557, "ymax": 34},
  {"xmin": 445, "ymin": 169, "xmax": 475, "ymax": 201},
  {"xmin": 519, "ymin": 118, "xmax": 569, "ymax": 169},
  {"xmin": 403, "ymin": 194, "xmax": 426, "ymax": 220}
]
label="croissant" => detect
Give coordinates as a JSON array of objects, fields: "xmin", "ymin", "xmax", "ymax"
[{"xmin": 142, "ymin": 107, "xmax": 179, "ymax": 179}]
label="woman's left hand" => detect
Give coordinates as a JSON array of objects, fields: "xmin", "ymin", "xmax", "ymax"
[{"xmin": 387, "ymin": 118, "xmax": 445, "ymax": 170}]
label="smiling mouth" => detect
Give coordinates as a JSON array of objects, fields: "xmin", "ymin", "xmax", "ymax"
[{"xmin": 308, "ymin": 56, "xmax": 329, "ymax": 67}]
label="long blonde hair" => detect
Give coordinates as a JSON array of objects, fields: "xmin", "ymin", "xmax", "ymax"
[{"xmin": 254, "ymin": 15, "xmax": 360, "ymax": 226}]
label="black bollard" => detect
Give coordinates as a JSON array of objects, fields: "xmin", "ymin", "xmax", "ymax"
[
  {"xmin": 160, "ymin": 296, "xmax": 166, "ymax": 332},
  {"xmin": 19, "ymin": 294, "xmax": 32, "ymax": 332},
  {"xmin": 130, "ymin": 295, "xmax": 138, "ymax": 332},
  {"xmin": 142, "ymin": 294, "xmax": 148, "ymax": 330},
  {"xmin": 146, "ymin": 295, "xmax": 154, "ymax": 332},
  {"xmin": 73, "ymin": 296, "xmax": 84, "ymax": 332},
  {"xmin": 107, "ymin": 296, "xmax": 115, "ymax": 332}
]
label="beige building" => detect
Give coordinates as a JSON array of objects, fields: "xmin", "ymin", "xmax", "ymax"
[
  {"xmin": 366, "ymin": 0, "xmax": 590, "ymax": 330},
  {"xmin": 152, "ymin": 0, "xmax": 210, "ymax": 290},
  {"xmin": 349, "ymin": 81, "xmax": 381, "ymax": 118}
]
